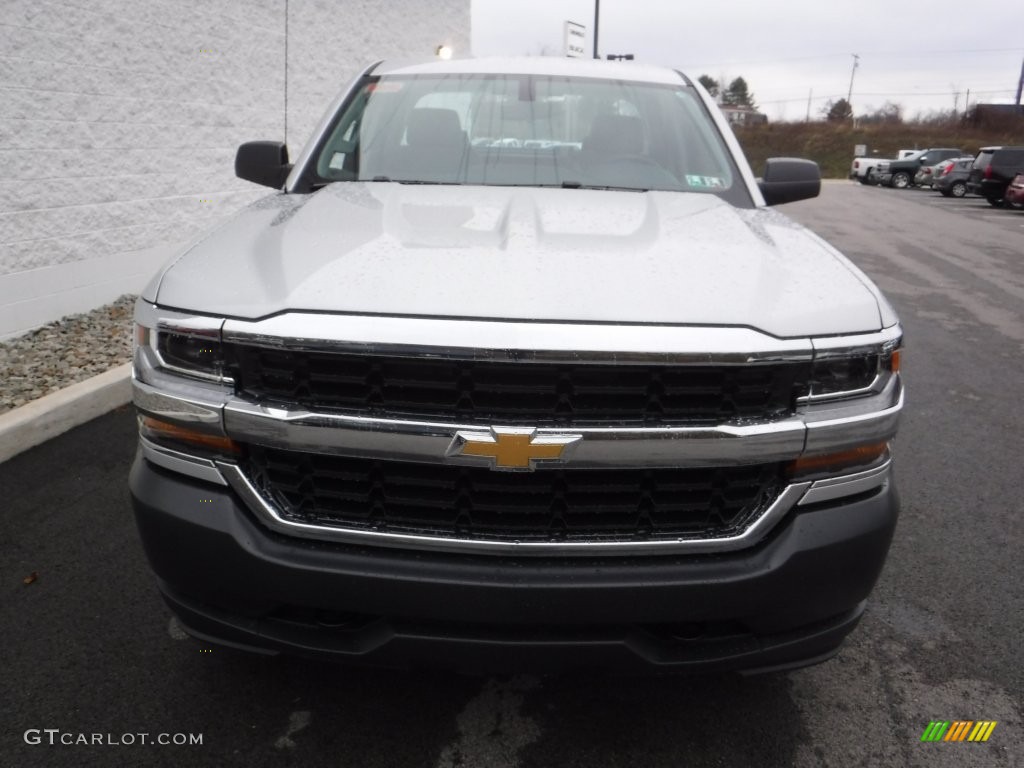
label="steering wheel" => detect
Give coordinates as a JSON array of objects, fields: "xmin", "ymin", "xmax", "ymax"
[{"xmin": 590, "ymin": 155, "xmax": 681, "ymax": 187}]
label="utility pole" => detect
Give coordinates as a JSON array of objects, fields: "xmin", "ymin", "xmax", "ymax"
[
  {"xmin": 593, "ymin": 0, "xmax": 600, "ymax": 59},
  {"xmin": 1016, "ymin": 55, "xmax": 1024, "ymax": 105},
  {"xmin": 284, "ymin": 0, "xmax": 289, "ymax": 147},
  {"xmin": 806, "ymin": 88, "xmax": 812, "ymax": 122},
  {"xmin": 846, "ymin": 53, "xmax": 860, "ymax": 115}
]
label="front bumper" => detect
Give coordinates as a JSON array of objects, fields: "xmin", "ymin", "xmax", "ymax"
[
  {"xmin": 968, "ymin": 179, "xmax": 1005, "ymax": 199},
  {"xmin": 130, "ymin": 453, "xmax": 899, "ymax": 674},
  {"xmin": 1005, "ymin": 185, "xmax": 1024, "ymax": 205}
]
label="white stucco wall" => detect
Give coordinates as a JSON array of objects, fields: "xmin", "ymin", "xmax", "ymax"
[{"xmin": 0, "ymin": 0, "xmax": 469, "ymax": 339}]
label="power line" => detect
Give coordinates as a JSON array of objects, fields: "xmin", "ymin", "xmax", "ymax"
[
  {"xmin": 855, "ymin": 88, "xmax": 1015, "ymax": 97},
  {"xmin": 681, "ymin": 47, "xmax": 1022, "ymax": 71},
  {"xmin": 862, "ymin": 47, "xmax": 1023, "ymax": 58},
  {"xmin": 758, "ymin": 89, "xmax": 1016, "ymax": 106}
]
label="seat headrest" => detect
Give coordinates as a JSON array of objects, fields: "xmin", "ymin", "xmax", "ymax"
[
  {"xmin": 406, "ymin": 108, "xmax": 465, "ymax": 148},
  {"xmin": 584, "ymin": 114, "xmax": 644, "ymax": 155}
]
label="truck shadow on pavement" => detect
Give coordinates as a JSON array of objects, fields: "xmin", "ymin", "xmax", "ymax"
[{"xmin": 1, "ymin": 407, "xmax": 806, "ymax": 768}]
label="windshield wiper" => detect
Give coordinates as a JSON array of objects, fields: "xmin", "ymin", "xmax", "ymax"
[
  {"xmin": 361, "ymin": 179, "xmax": 649, "ymax": 192},
  {"xmin": 561, "ymin": 181, "xmax": 650, "ymax": 192},
  {"xmin": 395, "ymin": 180, "xmax": 466, "ymax": 185}
]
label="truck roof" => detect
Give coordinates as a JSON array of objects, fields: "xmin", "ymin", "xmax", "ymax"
[{"xmin": 373, "ymin": 56, "xmax": 688, "ymax": 86}]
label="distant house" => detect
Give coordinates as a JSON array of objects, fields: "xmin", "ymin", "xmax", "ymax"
[
  {"xmin": 975, "ymin": 103, "xmax": 1024, "ymax": 115},
  {"xmin": 973, "ymin": 103, "xmax": 1024, "ymax": 118},
  {"xmin": 719, "ymin": 105, "xmax": 768, "ymax": 126},
  {"xmin": 965, "ymin": 102, "xmax": 1023, "ymax": 128}
]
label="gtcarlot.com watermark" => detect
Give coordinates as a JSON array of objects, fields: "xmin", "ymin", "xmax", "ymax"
[{"xmin": 24, "ymin": 729, "xmax": 202, "ymax": 747}]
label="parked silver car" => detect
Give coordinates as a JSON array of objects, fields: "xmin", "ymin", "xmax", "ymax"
[
  {"xmin": 932, "ymin": 157, "xmax": 975, "ymax": 198},
  {"xmin": 914, "ymin": 160, "xmax": 949, "ymax": 188}
]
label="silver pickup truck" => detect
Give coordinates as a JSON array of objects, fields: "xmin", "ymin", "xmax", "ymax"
[{"xmin": 130, "ymin": 56, "xmax": 904, "ymax": 674}]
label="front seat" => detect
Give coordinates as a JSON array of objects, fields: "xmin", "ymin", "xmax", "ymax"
[
  {"xmin": 581, "ymin": 113, "xmax": 678, "ymax": 188},
  {"xmin": 389, "ymin": 107, "xmax": 468, "ymax": 182},
  {"xmin": 583, "ymin": 114, "xmax": 645, "ymax": 157}
]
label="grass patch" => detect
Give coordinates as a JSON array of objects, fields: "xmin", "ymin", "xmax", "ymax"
[{"xmin": 733, "ymin": 120, "xmax": 1024, "ymax": 179}]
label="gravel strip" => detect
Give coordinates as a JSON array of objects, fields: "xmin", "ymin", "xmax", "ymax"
[{"xmin": 0, "ymin": 295, "xmax": 136, "ymax": 415}]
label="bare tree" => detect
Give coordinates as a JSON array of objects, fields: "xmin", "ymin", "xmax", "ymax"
[{"xmin": 858, "ymin": 101, "xmax": 903, "ymax": 124}]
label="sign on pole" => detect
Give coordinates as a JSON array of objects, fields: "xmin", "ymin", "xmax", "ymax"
[{"xmin": 564, "ymin": 21, "xmax": 586, "ymax": 58}]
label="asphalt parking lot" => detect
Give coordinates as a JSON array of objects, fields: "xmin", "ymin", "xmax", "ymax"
[
  {"xmin": 1, "ymin": 182, "xmax": 1021, "ymax": 767},
  {"xmin": 874, "ymin": 183, "xmax": 1024, "ymax": 232}
]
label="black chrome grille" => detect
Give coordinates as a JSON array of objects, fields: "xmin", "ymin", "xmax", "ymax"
[
  {"xmin": 225, "ymin": 345, "xmax": 810, "ymax": 426},
  {"xmin": 245, "ymin": 446, "xmax": 786, "ymax": 543}
]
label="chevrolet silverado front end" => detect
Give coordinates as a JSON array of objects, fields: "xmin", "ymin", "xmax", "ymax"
[{"xmin": 129, "ymin": 57, "xmax": 903, "ymax": 673}]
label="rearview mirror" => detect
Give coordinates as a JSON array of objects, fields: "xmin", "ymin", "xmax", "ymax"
[
  {"xmin": 235, "ymin": 141, "xmax": 292, "ymax": 189},
  {"xmin": 757, "ymin": 158, "xmax": 821, "ymax": 206}
]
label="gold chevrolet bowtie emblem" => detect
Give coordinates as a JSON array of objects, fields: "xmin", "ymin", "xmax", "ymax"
[{"xmin": 448, "ymin": 428, "xmax": 582, "ymax": 471}]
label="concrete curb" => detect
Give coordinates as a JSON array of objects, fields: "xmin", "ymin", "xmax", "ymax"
[{"xmin": 0, "ymin": 363, "xmax": 132, "ymax": 464}]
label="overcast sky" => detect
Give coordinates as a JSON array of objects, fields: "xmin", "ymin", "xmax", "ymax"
[{"xmin": 470, "ymin": 0, "xmax": 1023, "ymax": 120}]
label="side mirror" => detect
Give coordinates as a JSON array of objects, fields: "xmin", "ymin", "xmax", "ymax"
[
  {"xmin": 235, "ymin": 141, "xmax": 292, "ymax": 189},
  {"xmin": 757, "ymin": 158, "xmax": 821, "ymax": 206}
]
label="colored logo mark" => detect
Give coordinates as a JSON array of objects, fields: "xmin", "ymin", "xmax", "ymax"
[
  {"xmin": 449, "ymin": 428, "xmax": 580, "ymax": 470},
  {"xmin": 921, "ymin": 721, "xmax": 997, "ymax": 742}
]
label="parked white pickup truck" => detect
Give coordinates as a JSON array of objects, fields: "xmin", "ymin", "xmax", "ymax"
[{"xmin": 850, "ymin": 150, "xmax": 916, "ymax": 184}]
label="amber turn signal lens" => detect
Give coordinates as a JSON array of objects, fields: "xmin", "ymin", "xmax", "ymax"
[
  {"xmin": 889, "ymin": 349, "xmax": 901, "ymax": 374},
  {"xmin": 787, "ymin": 441, "xmax": 888, "ymax": 478},
  {"xmin": 141, "ymin": 416, "xmax": 240, "ymax": 454}
]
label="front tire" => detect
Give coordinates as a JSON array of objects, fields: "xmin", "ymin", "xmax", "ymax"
[
  {"xmin": 986, "ymin": 197, "xmax": 1004, "ymax": 208},
  {"xmin": 891, "ymin": 171, "xmax": 911, "ymax": 189},
  {"xmin": 950, "ymin": 181, "xmax": 967, "ymax": 198}
]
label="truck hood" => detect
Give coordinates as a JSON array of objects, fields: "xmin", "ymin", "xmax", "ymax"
[{"xmin": 154, "ymin": 183, "xmax": 884, "ymax": 338}]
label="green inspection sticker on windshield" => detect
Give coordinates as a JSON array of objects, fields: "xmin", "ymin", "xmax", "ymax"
[{"xmin": 685, "ymin": 174, "xmax": 725, "ymax": 189}]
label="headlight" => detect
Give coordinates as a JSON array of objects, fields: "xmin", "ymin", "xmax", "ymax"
[
  {"xmin": 156, "ymin": 328, "xmax": 226, "ymax": 379},
  {"xmin": 795, "ymin": 322, "xmax": 902, "ymax": 406},
  {"xmin": 805, "ymin": 347, "xmax": 900, "ymax": 401},
  {"xmin": 133, "ymin": 302, "xmax": 229, "ymax": 383}
]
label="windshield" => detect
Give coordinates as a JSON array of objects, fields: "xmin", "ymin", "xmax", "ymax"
[{"xmin": 308, "ymin": 73, "xmax": 750, "ymax": 205}]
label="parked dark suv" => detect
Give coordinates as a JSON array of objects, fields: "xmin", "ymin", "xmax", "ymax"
[{"xmin": 967, "ymin": 146, "xmax": 1024, "ymax": 207}]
